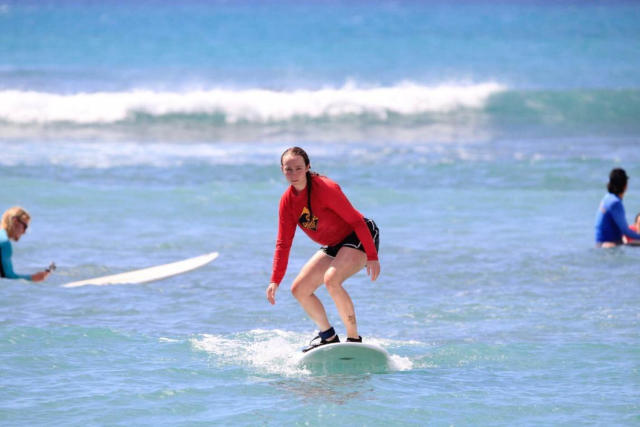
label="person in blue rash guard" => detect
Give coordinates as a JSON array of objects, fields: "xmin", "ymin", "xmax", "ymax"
[
  {"xmin": 1, "ymin": 207, "xmax": 50, "ymax": 282},
  {"xmin": 594, "ymin": 168, "xmax": 640, "ymax": 247}
]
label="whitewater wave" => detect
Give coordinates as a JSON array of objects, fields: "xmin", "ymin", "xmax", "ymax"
[
  {"xmin": 2, "ymin": 83, "xmax": 639, "ymax": 143},
  {"xmin": 0, "ymin": 82, "xmax": 505, "ymax": 125}
]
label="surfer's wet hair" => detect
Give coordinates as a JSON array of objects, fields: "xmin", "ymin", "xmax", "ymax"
[
  {"xmin": 607, "ymin": 168, "xmax": 628, "ymax": 196},
  {"xmin": 281, "ymin": 147, "xmax": 318, "ymax": 223}
]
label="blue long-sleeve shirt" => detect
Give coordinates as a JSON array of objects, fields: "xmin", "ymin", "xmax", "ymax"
[
  {"xmin": 0, "ymin": 229, "xmax": 32, "ymax": 280},
  {"xmin": 594, "ymin": 193, "xmax": 640, "ymax": 244}
]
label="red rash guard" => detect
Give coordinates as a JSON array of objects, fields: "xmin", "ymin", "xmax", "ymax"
[{"xmin": 270, "ymin": 175, "xmax": 378, "ymax": 285}]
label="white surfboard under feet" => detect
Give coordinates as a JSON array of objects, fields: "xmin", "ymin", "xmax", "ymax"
[
  {"xmin": 62, "ymin": 251, "xmax": 219, "ymax": 288},
  {"xmin": 298, "ymin": 341, "xmax": 390, "ymax": 374}
]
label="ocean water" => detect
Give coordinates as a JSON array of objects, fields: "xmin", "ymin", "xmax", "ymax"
[{"xmin": 1, "ymin": 1, "xmax": 639, "ymax": 425}]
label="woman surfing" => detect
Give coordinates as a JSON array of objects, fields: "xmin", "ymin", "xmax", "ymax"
[{"xmin": 266, "ymin": 147, "xmax": 380, "ymax": 352}]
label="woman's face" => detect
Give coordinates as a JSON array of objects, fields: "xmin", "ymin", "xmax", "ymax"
[
  {"xmin": 281, "ymin": 154, "xmax": 310, "ymax": 190},
  {"xmin": 9, "ymin": 216, "xmax": 28, "ymax": 241}
]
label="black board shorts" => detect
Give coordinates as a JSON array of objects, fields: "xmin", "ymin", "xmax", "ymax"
[{"xmin": 321, "ymin": 218, "xmax": 379, "ymax": 258}]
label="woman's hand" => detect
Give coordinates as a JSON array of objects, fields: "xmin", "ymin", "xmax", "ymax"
[
  {"xmin": 31, "ymin": 270, "xmax": 50, "ymax": 282},
  {"xmin": 366, "ymin": 260, "xmax": 380, "ymax": 282},
  {"xmin": 266, "ymin": 282, "xmax": 279, "ymax": 305}
]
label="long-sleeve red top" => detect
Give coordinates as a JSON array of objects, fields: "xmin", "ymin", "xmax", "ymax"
[{"xmin": 270, "ymin": 174, "xmax": 378, "ymax": 285}]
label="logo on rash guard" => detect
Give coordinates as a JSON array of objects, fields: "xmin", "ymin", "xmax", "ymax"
[{"xmin": 299, "ymin": 206, "xmax": 318, "ymax": 231}]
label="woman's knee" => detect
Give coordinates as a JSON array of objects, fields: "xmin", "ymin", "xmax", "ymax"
[
  {"xmin": 290, "ymin": 278, "xmax": 312, "ymax": 300},
  {"xmin": 323, "ymin": 269, "xmax": 343, "ymax": 291}
]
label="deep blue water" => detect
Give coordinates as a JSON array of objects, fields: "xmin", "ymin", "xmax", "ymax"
[{"xmin": 1, "ymin": 1, "xmax": 639, "ymax": 425}]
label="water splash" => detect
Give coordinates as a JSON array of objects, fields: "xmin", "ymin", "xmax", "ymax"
[{"xmin": 191, "ymin": 329, "xmax": 414, "ymax": 376}]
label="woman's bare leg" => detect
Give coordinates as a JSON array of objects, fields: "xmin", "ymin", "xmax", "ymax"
[
  {"xmin": 323, "ymin": 247, "xmax": 367, "ymax": 339},
  {"xmin": 290, "ymin": 250, "xmax": 334, "ymax": 333}
]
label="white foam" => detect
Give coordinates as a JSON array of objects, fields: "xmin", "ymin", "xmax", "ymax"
[
  {"xmin": 0, "ymin": 82, "xmax": 506, "ymax": 124},
  {"xmin": 364, "ymin": 337, "xmax": 415, "ymax": 371},
  {"xmin": 0, "ymin": 140, "xmax": 285, "ymax": 168},
  {"xmin": 389, "ymin": 354, "xmax": 414, "ymax": 371},
  {"xmin": 191, "ymin": 329, "xmax": 307, "ymax": 377}
]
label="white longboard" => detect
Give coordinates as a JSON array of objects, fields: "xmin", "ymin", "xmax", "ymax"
[
  {"xmin": 62, "ymin": 251, "xmax": 219, "ymax": 288},
  {"xmin": 299, "ymin": 342, "xmax": 390, "ymax": 374}
]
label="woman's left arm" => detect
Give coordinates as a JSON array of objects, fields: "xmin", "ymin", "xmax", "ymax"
[{"xmin": 324, "ymin": 182, "xmax": 379, "ymax": 270}]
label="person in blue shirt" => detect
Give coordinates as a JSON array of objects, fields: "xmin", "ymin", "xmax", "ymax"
[
  {"xmin": 594, "ymin": 168, "xmax": 640, "ymax": 247},
  {"xmin": 1, "ymin": 207, "xmax": 50, "ymax": 281}
]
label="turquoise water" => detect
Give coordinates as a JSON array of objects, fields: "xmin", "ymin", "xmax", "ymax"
[{"xmin": 1, "ymin": 1, "xmax": 639, "ymax": 425}]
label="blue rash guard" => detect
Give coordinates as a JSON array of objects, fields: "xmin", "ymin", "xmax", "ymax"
[
  {"xmin": 0, "ymin": 229, "xmax": 32, "ymax": 280},
  {"xmin": 594, "ymin": 193, "xmax": 640, "ymax": 245}
]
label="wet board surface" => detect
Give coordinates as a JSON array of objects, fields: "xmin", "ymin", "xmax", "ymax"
[
  {"xmin": 62, "ymin": 252, "xmax": 219, "ymax": 288},
  {"xmin": 298, "ymin": 342, "xmax": 390, "ymax": 374}
]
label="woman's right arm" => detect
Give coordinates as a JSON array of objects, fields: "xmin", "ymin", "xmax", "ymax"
[
  {"xmin": 266, "ymin": 196, "xmax": 296, "ymax": 304},
  {"xmin": 0, "ymin": 241, "xmax": 32, "ymax": 281}
]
